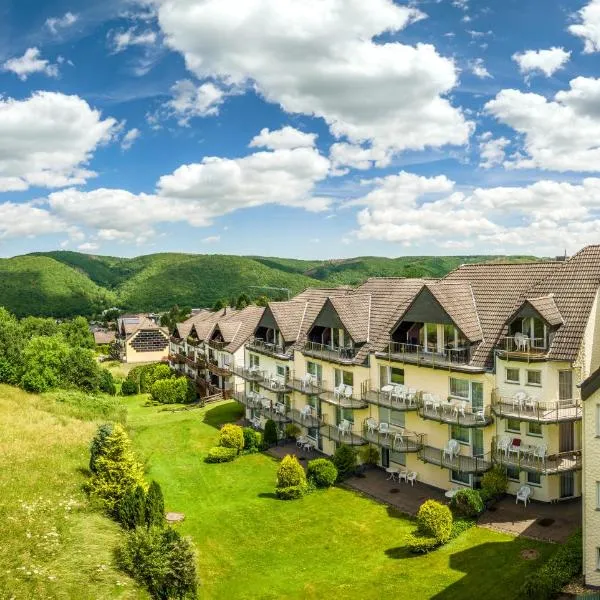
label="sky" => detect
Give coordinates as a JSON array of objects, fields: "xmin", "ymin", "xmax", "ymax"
[{"xmin": 1, "ymin": 0, "xmax": 600, "ymax": 259}]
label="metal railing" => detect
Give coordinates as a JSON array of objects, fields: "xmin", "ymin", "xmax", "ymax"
[
  {"xmin": 206, "ymin": 357, "xmax": 233, "ymax": 375},
  {"xmin": 232, "ymin": 392, "xmax": 290, "ymax": 422},
  {"xmin": 288, "ymin": 407, "xmax": 325, "ymax": 429},
  {"xmin": 417, "ymin": 398, "xmax": 493, "ymax": 427},
  {"xmin": 246, "ymin": 337, "xmax": 293, "ymax": 359},
  {"xmin": 319, "ymin": 389, "xmax": 368, "ymax": 409},
  {"xmin": 496, "ymin": 336, "xmax": 548, "ymax": 358},
  {"xmin": 232, "ymin": 365, "xmax": 266, "ymax": 381},
  {"xmin": 382, "ymin": 342, "xmax": 473, "ymax": 366},
  {"xmin": 491, "ymin": 390, "xmax": 581, "ymax": 423},
  {"xmin": 418, "ymin": 445, "xmax": 492, "ymax": 473},
  {"xmin": 303, "ymin": 341, "xmax": 357, "ymax": 363},
  {"xmin": 208, "ymin": 339, "xmax": 228, "ymax": 350},
  {"xmin": 319, "ymin": 423, "xmax": 365, "ymax": 446},
  {"xmin": 492, "ymin": 440, "xmax": 582, "ymax": 474},
  {"xmin": 360, "ymin": 379, "xmax": 418, "ymax": 411},
  {"xmin": 361, "ymin": 422, "xmax": 423, "ymax": 452},
  {"xmin": 286, "ymin": 375, "xmax": 326, "ymax": 395}
]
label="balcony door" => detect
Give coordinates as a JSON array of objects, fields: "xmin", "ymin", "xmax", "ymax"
[
  {"xmin": 558, "ymin": 370, "xmax": 573, "ymax": 402},
  {"xmin": 559, "ymin": 421, "xmax": 575, "ymax": 453}
]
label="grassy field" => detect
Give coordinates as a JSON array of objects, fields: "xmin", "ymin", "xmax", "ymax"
[
  {"xmin": 124, "ymin": 397, "xmax": 554, "ymax": 600},
  {"xmin": 0, "ymin": 385, "xmax": 146, "ymax": 599}
]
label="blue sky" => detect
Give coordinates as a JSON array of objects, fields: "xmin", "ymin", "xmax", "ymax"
[{"xmin": 0, "ymin": 0, "xmax": 599, "ymax": 259}]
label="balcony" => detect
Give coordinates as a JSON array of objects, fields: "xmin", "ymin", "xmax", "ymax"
[
  {"xmin": 286, "ymin": 375, "xmax": 325, "ymax": 396},
  {"xmin": 418, "ymin": 445, "xmax": 492, "ymax": 473},
  {"xmin": 377, "ymin": 342, "xmax": 479, "ymax": 371},
  {"xmin": 495, "ymin": 336, "xmax": 548, "ymax": 362},
  {"xmin": 417, "ymin": 398, "xmax": 493, "ymax": 427},
  {"xmin": 319, "ymin": 423, "xmax": 365, "ymax": 446},
  {"xmin": 288, "ymin": 407, "xmax": 325, "ymax": 429},
  {"xmin": 319, "ymin": 389, "xmax": 368, "ymax": 409},
  {"xmin": 491, "ymin": 390, "xmax": 581, "ymax": 423},
  {"xmin": 360, "ymin": 381, "xmax": 418, "ymax": 412},
  {"xmin": 493, "ymin": 441, "xmax": 582, "ymax": 474},
  {"xmin": 246, "ymin": 337, "xmax": 293, "ymax": 360},
  {"xmin": 303, "ymin": 341, "xmax": 357, "ymax": 364},
  {"xmin": 208, "ymin": 339, "xmax": 228, "ymax": 351},
  {"xmin": 206, "ymin": 358, "xmax": 232, "ymax": 377},
  {"xmin": 361, "ymin": 423, "xmax": 423, "ymax": 452},
  {"xmin": 232, "ymin": 365, "xmax": 266, "ymax": 382},
  {"xmin": 232, "ymin": 392, "xmax": 290, "ymax": 423}
]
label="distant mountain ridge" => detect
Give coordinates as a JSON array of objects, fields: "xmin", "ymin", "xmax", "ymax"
[{"xmin": 0, "ymin": 250, "xmax": 541, "ymax": 317}]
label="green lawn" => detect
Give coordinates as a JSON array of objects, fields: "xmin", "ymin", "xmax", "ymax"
[{"xmin": 125, "ymin": 398, "xmax": 554, "ymax": 600}]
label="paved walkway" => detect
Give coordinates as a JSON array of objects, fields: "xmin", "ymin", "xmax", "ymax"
[{"xmin": 478, "ymin": 496, "xmax": 581, "ymax": 543}]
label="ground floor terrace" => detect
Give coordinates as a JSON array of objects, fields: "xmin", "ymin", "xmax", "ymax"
[{"xmin": 124, "ymin": 397, "xmax": 561, "ymax": 600}]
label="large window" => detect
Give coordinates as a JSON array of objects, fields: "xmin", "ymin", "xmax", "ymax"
[
  {"xmin": 379, "ymin": 407, "xmax": 405, "ymax": 428},
  {"xmin": 249, "ymin": 353, "xmax": 260, "ymax": 368},
  {"xmin": 425, "ymin": 323, "xmax": 438, "ymax": 353},
  {"xmin": 526, "ymin": 370, "xmax": 542, "ymax": 386},
  {"xmin": 451, "ymin": 470, "xmax": 470, "ymax": 485},
  {"xmin": 334, "ymin": 369, "xmax": 353, "ymax": 387},
  {"xmin": 506, "ymin": 465, "xmax": 520, "ymax": 482},
  {"xmin": 451, "ymin": 425, "xmax": 470, "ymax": 444},
  {"xmin": 306, "ymin": 361, "xmax": 322, "ymax": 382},
  {"xmin": 510, "ymin": 316, "xmax": 547, "ymax": 349},
  {"xmin": 506, "ymin": 418, "xmax": 521, "ymax": 433},
  {"xmin": 505, "ymin": 368, "xmax": 520, "ymax": 384},
  {"xmin": 528, "ymin": 422, "xmax": 543, "ymax": 437},
  {"xmin": 379, "ymin": 366, "xmax": 404, "ymax": 387},
  {"xmin": 559, "ymin": 370, "xmax": 573, "ymax": 401},
  {"xmin": 527, "ymin": 471, "xmax": 542, "ymax": 486},
  {"xmin": 337, "ymin": 407, "xmax": 354, "ymax": 424},
  {"xmin": 450, "ymin": 377, "xmax": 470, "ymax": 399}
]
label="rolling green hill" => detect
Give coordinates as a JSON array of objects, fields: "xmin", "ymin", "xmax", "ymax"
[{"xmin": 0, "ymin": 251, "xmax": 541, "ymax": 317}]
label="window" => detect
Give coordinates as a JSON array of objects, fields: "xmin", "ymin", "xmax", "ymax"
[
  {"xmin": 527, "ymin": 471, "xmax": 542, "ymax": 486},
  {"xmin": 559, "ymin": 370, "xmax": 573, "ymax": 401},
  {"xmin": 451, "ymin": 470, "xmax": 470, "ymax": 485},
  {"xmin": 450, "ymin": 377, "xmax": 470, "ymax": 399},
  {"xmin": 443, "ymin": 324, "xmax": 457, "ymax": 348},
  {"xmin": 337, "ymin": 407, "xmax": 354, "ymax": 424},
  {"xmin": 505, "ymin": 368, "xmax": 519, "ymax": 384},
  {"xmin": 506, "ymin": 418, "xmax": 521, "ymax": 433},
  {"xmin": 276, "ymin": 365, "xmax": 286, "ymax": 377},
  {"xmin": 596, "ymin": 482, "xmax": 600, "ymax": 509},
  {"xmin": 249, "ymin": 353, "xmax": 260, "ymax": 368},
  {"xmin": 451, "ymin": 424, "xmax": 470, "ymax": 444},
  {"xmin": 334, "ymin": 369, "xmax": 353, "ymax": 387},
  {"xmin": 596, "ymin": 548, "xmax": 600, "ymax": 570},
  {"xmin": 526, "ymin": 370, "xmax": 542, "ymax": 386},
  {"xmin": 528, "ymin": 422, "xmax": 543, "ymax": 437},
  {"xmin": 506, "ymin": 466, "xmax": 520, "ymax": 482},
  {"xmin": 390, "ymin": 450, "xmax": 406, "ymax": 466},
  {"xmin": 390, "ymin": 367, "xmax": 404, "ymax": 385},
  {"xmin": 381, "ymin": 448, "xmax": 389, "ymax": 468},
  {"xmin": 471, "ymin": 382, "xmax": 484, "ymax": 410},
  {"xmin": 597, "ymin": 405, "xmax": 600, "ymax": 436},
  {"xmin": 380, "ymin": 407, "xmax": 405, "ymax": 428},
  {"xmin": 425, "ymin": 323, "xmax": 438, "ymax": 353},
  {"xmin": 306, "ymin": 361, "xmax": 322, "ymax": 382}
]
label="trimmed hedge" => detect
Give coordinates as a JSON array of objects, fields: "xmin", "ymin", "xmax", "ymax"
[
  {"xmin": 121, "ymin": 379, "xmax": 138, "ymax": 396},
  {"xmin": 519, "ymin": 529, "xmax": 582, "ymax": 600},
  {"xmin": 307, "ymin": 458, "xmax": 337, "ymax": 488},
  {"xmin": 277, "ymin": 455, "xmax": 306, "ymax": 488},
  {"xmin": 332, "ymin": 444, "xmax": 357, "ymax": 481},
  {"xmin": 219, "ymin": 424, "xmax": 244, "ymax": 453},
  {"xmin": 406, "ymin": 532, "xmax": 440, "ymax": 554},
  {"xmin": 480, "ymin": 465, "xmax": 508, "ymax": 502},
  {"xmin": 205, "ymin": 447, "xmax": 237, "ymax": 463},
  {"xmin": 417, "ymin": 500, "xmax": 453, "ymax": 543},
  {"xmin": 450, "ymin": 489, "xmax": 484, "ymax": 517},
  {"xmin": 242, "ymin": 427, "xmax": 262, "ymax": 453},
  {"xmin": 275, "ymin": 485, "xmax": 306, "ymax": 500}
]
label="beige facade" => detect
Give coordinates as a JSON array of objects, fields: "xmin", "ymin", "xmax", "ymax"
[{"xmin": 124, "ymin": 328, "xmax": 170, "ymax": 364}]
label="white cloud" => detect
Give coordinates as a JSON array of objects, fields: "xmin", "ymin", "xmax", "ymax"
[
  {"xmin": 569, "ymin": 0, "xmax": 600, "ymax": 53},
  {"xmin": 165, "ymin": 79, "xmax": 226, "ymax": 124},
  {"xmin": 0, "ymin": 92, "xmax": 117, "ymax": 191},
  {"xmin": 2, "ymin": 48, "xmax": 59, "ymax": 81},
  {"xmin": 0, "ymin": 202, "xmax": 65, "ymax": 239},
  {"xmin": 329, "ymin": 143, "xmax": 391, "ymax": 172},
  {"xmin": 202, "ymin": 235, "xmax": 220, "ymax": 243},
  {"xmin": 485, "ymin": 77, "xmax": 600, "ymax": 171},
  {"xmin": 478, "ymin": 133, "xmax": 510, "ymax": 169},
  {"xmin": 78, "ymin": 242, "xmax": 100, "ymax": 252},
  {"xmin": 110, "ymin": 27, "xmax": 158, "ymax": 53},
  {"xmin": 45, "ymin": 12, "xmax": 78, "ymax": 34},
  {"xmin": 156, "ymin": 0, "xmax": 471, "ymax": 169},
  {"xmin": 121, "ymin": 128, "xmax": 141, "ymax": 150},
  {"xmin": 512, "ymin": 47, "xmax": 570, "ymax": 78},
  {"xmin": 469, "ymin": 58, "xmax": 491, "ymax": 79},
  {"xmin": 249, "ymin": 127, "xmax": 316, "ymax": 150}
]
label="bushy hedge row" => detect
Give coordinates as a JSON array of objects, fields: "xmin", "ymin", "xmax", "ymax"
[
  {"xmin": 519, "ymin": 530, "xmax": 582, "ymax": 600},
  {"xmin": 205, "ymin": 447, "xmax": 238, "ymax": 463},
  {"xmin": 150, "ymin": 377, "xmax": 194, "ymax": 404}
]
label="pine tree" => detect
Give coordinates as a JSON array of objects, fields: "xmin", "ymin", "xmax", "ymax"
[
  {"xmin": 117, "ymin": 485, "xmax": 147, "ymax": 529},
  {"xmin": 145, "ymin": 480, "xmax": 165, "ymax": 529},
  {"xmin": 89, "ymin": 423, "xmax": 113, "ymax": 473}
]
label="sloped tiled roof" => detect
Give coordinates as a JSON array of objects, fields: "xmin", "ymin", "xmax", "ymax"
[
  {"xmin": 523, "ymin": 295, "xmax": 564, "ymax": 327},
  {"xmin": 268, "ymin": 301, "xmax": 309, "ymax": 343},
  {"xmin": 329, "ymin": 294, "xmax": 372, "ymax": 343},
  {"xmin": 218, "ymin": 305, "xmax": 265, "ymax": 353},
  {"xmin": 174, "ymin": 308, "xmax": 228, "ymax": 340}
]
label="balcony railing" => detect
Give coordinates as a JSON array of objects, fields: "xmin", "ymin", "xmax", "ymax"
[
  {"xmin": 417, "ymin": 399, "xmax": 493, "ymax": 427},
  {"xmin": 232, "ymin": 392, "xmax": 290, "ymax": 423},
  {"xmin": 207, "ymin": 358, "xmax": 233, "ymax": 376},
  {"xmin": 232, "ymin": 365, "xmax": 266, "ymax": 381},
  {"xmin": 208, "ymin": 339, "xmax": 228, "ymax": 351},
  {"xmin": 378, "ymin": 342, "xmax": 475, "ymax": 368},
  {"xmin": 286, "ymin": 376, "xmax": 325, "ymax": 396},
  {"xmin": 360, "ymin": 380, "xmax": 418, "ymax": 412},
  {"xmin": 319, "ymin": 423, "xmax": 365, "ymax": 446},
  {"xmin": 319, "ymin": 390, "xmax": 368, "ymax": 409},
  {"xmin": 361, "ymin": 423, "xmax": 423, "ymax": 452},
  {"xmin": 303, "ymin": 341, "xmax": 357, "ymax": 363},
  {"xmin": 418, "ymin": 445, "xmax": 492, "ymax": 473},
  {"xmin": 491, "ymin": 390, "xmax": 581, "ymax": 423},
  {"xmin": 246, "ymin": 337, "xmax": 293, "ymax": 360},
  {"xmin": 492, "ymin": 441, "xmax": 582, "ymax": 474},
  {"xmin": 496, "ymin": 336, "xmax": 548, "ymax": 360},
  {"xmin": 288, "ymin": 407, "xmax": 325, "ymax": 429}
]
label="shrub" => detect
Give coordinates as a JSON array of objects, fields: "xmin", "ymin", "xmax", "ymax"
[
  {"xmin": 89, "ymin": 423, "xmax": 113, "ymax": 473},
  {"xmin": 242, "ymin": 427, "xmax": 262, "ymax": 453},
  {"xmin": 99, "ymin": 369, "xmax": 117, "ymax": 395},
  {"xmin": 307, "ymin": 458, "xmax": 337, "ymax": 488},
  {"xmin": 416, "ymin": 500, "xmax": 453, "ymax": 543},
  {"xmin": 219, "ymin": 424, "xmax": 244, "ymax": 453},
  {"xmin": 205, "ymin": 446, "xmax": 237, "ymax": 463},
  {"xmin": 277, "ymin": 455, "xmax": 307, "ymax": 488},
  {"xmin": 121, "ymin": 379, "xmax": 138, "ymax": 396},
  {"xmin": 150, "ymin": 377, "xmax": 190, "ymax": 404},
  {"xmin": 481, "ymin": 465, "xmax": 508, "ymax": 501},
  {"xmin": 263, "ymin": 419, "xmax": 278, "ymax": 446},
  {"xmin": 116, "ymin": 526, "xmax": 198, "ymax": 600},
  {"xmin": 450, "ymin": 517, "xmax": 476, "ymax": 539},
  {"xmin": 275, "ymin": 485, "xmax": 306, "ymax": 500},
  {"xmin": 450, "ymin": 489, "xmax": 484, "ymax": 518},
  {"xmin": 359, "ymin": 444, "xmax": 379, "ymax": 466},
  {"xmin": 284, "ymin": 423, "xmax": 301, "ymax": 439},
  {"xmin": 406, "ymin": 532, "xmax": 440, "ymax": 554},
  {"xmin": 117, "ymin": 485, "xmax": 147, "ymax": 530},
  {"xmin": 519, "ymin": 529, "xmax": 582, "ymax": 600},
  {"xmin": 332, "ymin": 444, "xmax": 357, "ymax": 480},
  {"xmin": 145, "ymin": 481, "xmax": 165, "ymax": 529},
  {"xmin": 87, "ymin": 424, "xmax": 147, "ymax": 514}
]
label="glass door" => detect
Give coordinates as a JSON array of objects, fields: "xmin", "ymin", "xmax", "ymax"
[
  {"xmin": 471, "ymin": 382, "xmax": 484, "ymax": 410},
  {"xmin": 471, "ymin": 428, "xmax": 484, "ymax": 457}
]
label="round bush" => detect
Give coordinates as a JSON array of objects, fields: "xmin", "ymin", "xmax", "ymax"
[
  {"xmin": 242, "ymin": 427, "xmax": 262, "ymax": 452},
  {"xmin": 450, "ymin": 489, "xmax": 484, "ymax": 517},
  {"xmin": 205, "ymin": 446, "xmax": 237, "ymax": 463},
  {"xmin": 417, "ymin": 500, "xmax": 453, "ymax": 543},
  {"xmin": 332, "ymin": 444, "xmax": 357, "ymax": 480},
  {"xmin": 121, "ymin": 379, "xmax": 138, "ymax": 396},
  {"xmin": 481, "ymin": 465, "xmax": 508, "ymax": 500},
  {"xmin": 277, "ymin": 455, "xmax": 307, "ymax": 488},
  {"xmin": 307, "ymin": 458, "xmax": 337, "ymax": 488},
  {"xmin": 219, "ymin": 424, "xmax": 244, "ymax": 453}
]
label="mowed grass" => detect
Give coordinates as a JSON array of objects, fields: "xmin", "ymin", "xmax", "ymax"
[
  {"xmin": 125, "ymin": 398, "xmax": 555, "ymax": 600},
  {"xmin": 0, "ymin": 385, "xmax": 146, "ymax": 599}
]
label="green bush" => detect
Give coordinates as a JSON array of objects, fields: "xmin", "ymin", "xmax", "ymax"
[
  {"xmin": 332, "ymin": 444, "xmax": 357, "ymax": 480},
  {"xmin": 307, "ymin": 458, "xmax": 337, "ymax": 488},
  {"xmin": 145, "ymin": 481, "xmax": 165, "ymax": 529},
  {"xmin": 519, "ymin": 529, "xmax": 582, "ymax": 600},
  {"xmin": 117, "ymin": 485, "xmax": 147, "ymax": 530},
  {"xmin": 242, "ymin": 427, "xmax": 262, "ymax": 453},
  {"xmin": 116, "ymin": 526, "xmax": 198, "ymax": 600},
  {"xmin": 450, "ymin": 489, "xmax": 484, "ymax": 517},
  {"xmin": 284, "ymin": 423, "xmax": 301, "ymax": 439},
  {"xmin": 219, "ymin": 424, "xmax": 244, "ymax": 453},
  {"xmin": 275, "ymin": 485, "xmax": 306, "ymax": 500},
  {"xmin": 121, "ymin": 379, "xmax": 138, "ymax": 396},
  {"xmin": 89, "ymin": 423, "xmax": 113, "ymax": 473},
  {"xmin": 481, "ymin": 465, "xmax": 508, "ymax": 501},
  {"xmin": 406, "ymin": 532, "xmax": 440, "ymax": 554},
  {"xmin": 450, "ymin": 517, "xmax": 476, "ymax": 539},
  {"xmin": 150, "ymin": 377, "xmax": 190, "ymax": 404},
  {"xmin": 416, "ymin": 500, "xmax": 453, "ymax": 543},
  {"xmin": 359, "ymin": 444, "xmax": 379, "ymax": 466},
  {"xmin": 205, "ymin": 446, "xmax": 237, "ymax": 463},
  {"xmin": 277, "ymin": 455, "xmax": 307, "ymax": 488},
  {"xmin": 263, "ymin": 419, "xmax": 278, "ymax": 446}
]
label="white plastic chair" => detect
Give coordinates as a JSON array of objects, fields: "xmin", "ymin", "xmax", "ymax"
[
  {"xmin": 406, "ymin": 388, "xmax": 417, "ymax": 406},
  {"xmin": 342, "ymin": 385, "xmax": 353, "ymax": 401},
  {"xmin": 378, "ymin": 422, "xmax": 390, "ymax": 438},
  {"xmin": 532, "ymin": 444, "xmax": 547, "ymax": 462},
  {"xmin": 275, "ymin": 402, "xmax": 286, "ymax": 416},
  {"xmin": 338, "ymin": 419, "xmax": 351, "ymax": 436},
  {"xmin": 406, "ymin": 472, "xmax": 418, "ymax": 486},
  {"xmin": 443, "ymin": 439, "xmax": 459, "ymax": 460},
  {"xmin": 514, "ymin": 332, "xmax": 529, "ymax": 351},
  {"xmin": 334, "ymin": 384, "xmax": 345, "ymax": 399},
  {"xmin": 296, "ymin": 435, "xmax": 307, "ymax": 447},
  {"xmin": 497, "ymin": 436, "xmax": 511, "ymax": 456},
  {"xmin": 516, "ymin": 485, "xmax": 532, "ymax": 506},
  {"xmin": 300, "ymin": 405, "xmax": 313, "ymax": 421},
  {"xmin": 301, "ymin": 373, "xmax": 313, "ymax": 390},
  {"xmin": 366, "ymin": 418, "xmax": 378, "ymax": 433}
]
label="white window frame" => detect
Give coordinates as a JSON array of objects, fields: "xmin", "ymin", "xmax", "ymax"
[
  {"xmin": 596, "ymin": 405, "xmax": 600, "ymax": 437},
  {"xmin": 596, "ymin": 482, "xmax": 600, "ymax": 509},
  {"xmin": 505, "ymin": 367, "xmax": 520, "ymax": 384},
  {"xmin": 526, "ymin": 369, "xmax": 542, "ymax": 387}
]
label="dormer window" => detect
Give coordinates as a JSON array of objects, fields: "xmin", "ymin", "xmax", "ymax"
[{"xmin": 508, "ymin": 316, "xmax": 548, "ymax": 350}]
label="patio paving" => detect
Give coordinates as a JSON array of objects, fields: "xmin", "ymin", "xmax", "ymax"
[{"xmin": 478, "ymin": 496, "xmax": 581, "ymax": 543}]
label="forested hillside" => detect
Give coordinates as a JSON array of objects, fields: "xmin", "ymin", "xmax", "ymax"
[{"xmin": 0, "ymin": 251, "xmax": 540, "ymax": 317}]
